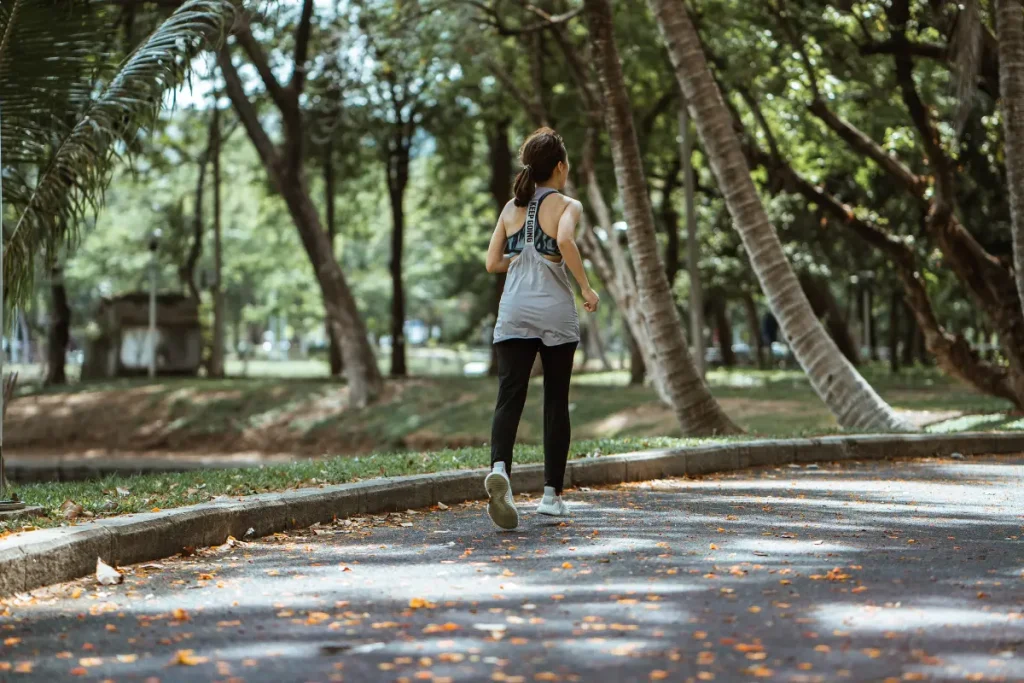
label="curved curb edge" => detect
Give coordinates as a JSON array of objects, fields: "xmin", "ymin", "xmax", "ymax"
[{"xmin": 1, "ymin": 431, "xmax": 1020, "ymax": 598}]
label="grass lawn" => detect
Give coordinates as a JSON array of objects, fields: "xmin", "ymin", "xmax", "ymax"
[
  {"xmin": 2, "ymin": 363, "xmax": 1019, "ymax": 533},
  {"xmin": 7, "ymin": 363, "xmax": 1017, "ymax": 458},
  {"xmin": 1, "ymin": 436, "xmax": 714, "ymax": 532}
]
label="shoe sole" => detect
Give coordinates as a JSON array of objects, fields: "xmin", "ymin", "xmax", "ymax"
[{"xmin": 484, "ymin": 473, "xmax": 519, "ymax": 530}]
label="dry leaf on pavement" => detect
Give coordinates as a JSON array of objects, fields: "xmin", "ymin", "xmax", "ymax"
[{"xmin": 96, "ymin": 558, "xmax": 123, "ymax": 586}]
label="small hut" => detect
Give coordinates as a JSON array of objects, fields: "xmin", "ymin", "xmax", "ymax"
[{"xmin": 81, "ymin": 293, "xmax": 202, "ymax": 379}]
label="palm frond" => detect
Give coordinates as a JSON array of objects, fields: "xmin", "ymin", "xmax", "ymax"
[{"xmin": 0, "ymin": 0, "xmax": 236, "ymax": 306}]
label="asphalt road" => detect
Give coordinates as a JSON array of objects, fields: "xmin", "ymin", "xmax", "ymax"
[{"xmin": 1, "ymin": 456, "xmax": 1022, "ymax": 683}]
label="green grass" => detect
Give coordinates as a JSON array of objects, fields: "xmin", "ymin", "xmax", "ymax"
[
  {"xmin": 4, "ymin": 363, "xmax": 1021, "ymax": 532},
  {"xmin": 1, "ymin": 436, "xmax": 723, "ymax": 532}
]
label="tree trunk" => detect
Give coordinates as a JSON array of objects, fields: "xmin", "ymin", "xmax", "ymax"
[
  {"xmin": 626, "ymin": 326, "xmax": 646, "ymax": 386},
  {"xmin": 324, "ymin": 141, "xmax": 343, "ymax": 378},
  {"xmin": 45, "ymin": 266, "xmax": 71, "ymax": 386},
  {"xmin": 708, "ymin": 293, "xmax": 736, "ymax": 367},
  {"xmin": 488, "ymin": 118, "xmax": 512, "ymax": 377},
  {"xmin": 681, "ymin": 104, "xmax": 706, "ymax": 378},
  {"xmin": 997, "ymin": 0, "xmax": 1024, "ymax": 323},
  {"xmin": 742, "ymin": 292, "xmax": 766, "ymax": 369},
  {"xmin": 209, "ymin": 104, "xmax": 226, "ymax": 379},
  {"xmin": 660, "ymin": 156, "xmax": 682, "ymax": 287},
  {"xmin": 649, "ymin": 0, "xmax": 909, "ymax": 431},
  {"xmin": 798, "ymin": 273, "xmax": 861, "ymax": 366},
  {"xmin": 914, "ymin": 322, "xmax": 928, "ymax": 366},
  {"xmin": 219, "ymin": 49, "xmax": 383, "ymax": 407},
  {"xmin": 181, "ymin": 121, "xmax": 213, "ymax": 303},
  {"xmin": 386, "ymin": 138, "xmax": 409, "ymax": 378},
  {"xmin": 588, "ymin": 314, "xmax": 613, "ymax": 371},
  {"xmin": 889, "ymin": 290, "xmax": 901, "ymax": 374},
  {"xmin": 867, "ymin": 288, "xmax": 879, "ymax": 362},
  {"xmin": 902, "ymin": 304, "xmax": 916, "ymax": 367},
  {"xmin": 585, "ymin": 0, "xmax": 739, "ymax": 435}
]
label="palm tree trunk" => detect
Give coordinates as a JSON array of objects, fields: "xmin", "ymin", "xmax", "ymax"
[
  {"xmin": 647, "ymin": 0, "xmax": 910, "ymax": 431},
  {"xmin": 585, "ymin": 0, "xmax": 739, "ymax": 435},
  {"xmin": 997, "ymin": 0, "xmax": 1024, "ymax": 322}
]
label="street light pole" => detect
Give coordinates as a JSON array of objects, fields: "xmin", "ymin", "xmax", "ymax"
[{"xmin": 148, "ymin": 229, "xmax": 161, "ymax": 379}]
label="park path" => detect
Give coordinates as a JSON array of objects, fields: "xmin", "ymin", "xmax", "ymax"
[{"xmin": 1, "ymin": 456, "xmax": 1022, "ymax": 682}]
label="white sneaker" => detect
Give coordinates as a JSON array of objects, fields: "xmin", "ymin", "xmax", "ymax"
[
  {"xmin": 484, "ymin": 463, "xmax": 519, "ymax": 530},
  {"xmin": 536, "ymin": 486, "xmax": 569, "ymax": 517}
]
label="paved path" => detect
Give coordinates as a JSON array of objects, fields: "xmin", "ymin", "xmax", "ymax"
[{"xmin": 2, "ymin": 456, "xmax": 1022, "ymax": 682}]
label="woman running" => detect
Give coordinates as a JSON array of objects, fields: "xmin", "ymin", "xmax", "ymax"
[{"xmin": 484, "ymin": 128, "xmax": 600, "ymax": 530}]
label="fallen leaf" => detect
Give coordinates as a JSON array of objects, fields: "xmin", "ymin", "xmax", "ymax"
[
  {"xmin": 171, "ymin": 650, "xmax": 209, "ymax": 666},
  {"xmin": 172, "ymin": 608, "xmax": 190, "ymax": 622},
  {"xmin": 116, "ymin": 654, "xmax": 138, "ymax": 663},
  {"xmin": 14, "ymin": 662, "xmax": 33, "ymax": 673},
  {"xmin": 650, "ymin": 672, "xmax": 669, "ymax": 681},
  {"xmin": 96, "ymin": 558, "xmax": 123, "ymax": 586},
  {"xmin": 70, "ymin": 667, "xmax": 88, "ymax": 676},
  {"xmin": 409, "ymin": 598, "xmax": 437, "ymax": 610},
  {"xmin": 423, "ymin": 623, "xmax": 460, "ymax": 634},
  {"xmin": 60, "ymin": 500, "xmax": 84, "ymax": 521}
]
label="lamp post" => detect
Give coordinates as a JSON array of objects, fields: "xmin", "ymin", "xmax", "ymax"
[{"xmin": 148, "ymin": 229, "xmax": 162, "ymax": 379}]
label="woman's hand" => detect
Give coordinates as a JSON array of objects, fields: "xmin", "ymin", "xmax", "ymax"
[{"xmin": 582, "ymin": 287, "xmax": 600, "ymax": 313}]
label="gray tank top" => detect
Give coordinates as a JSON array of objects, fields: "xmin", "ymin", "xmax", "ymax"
[{"xmin": 493, "ymin": 188, "xmax": 580, "ymax": 347}]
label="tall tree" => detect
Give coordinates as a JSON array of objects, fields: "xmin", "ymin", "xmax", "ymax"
[
  {"xmin": 647, "ymin": 0, "xmax": 911, "ymax": 431},
  {"xmin": 45, "ymin": 264, "xmax": 71, "ymax": 386},
  {"xmin": 209, "ymin": 102, "xmax": 225, "ymax": 378},
  {"xmin": 584, "ymin": 0, "xmax": 740, "ymax": 435},
  {"xmin": 217, "ymin": 2, "xmax": 383, "ymax": 405},
  {"xmin": 997, "ymin": 0, "xmax": 1024, "ymax": 322}
]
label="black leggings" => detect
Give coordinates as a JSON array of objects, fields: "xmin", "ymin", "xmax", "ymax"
[{"xmin": 491, "ymin": 339, "xmax": 578, "ymax": 495}]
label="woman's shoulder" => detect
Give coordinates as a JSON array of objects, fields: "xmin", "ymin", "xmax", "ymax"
[{"xmin": 541, "ymin": 192, "xmax": 581, "ymax": 214}]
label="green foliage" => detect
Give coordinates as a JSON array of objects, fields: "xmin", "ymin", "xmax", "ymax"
[{"xmin": 0, "ymin": 0, "xmax": 236, "ymax": 305}]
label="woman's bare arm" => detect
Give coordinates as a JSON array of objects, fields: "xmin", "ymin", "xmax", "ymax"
[
  {"xmin": 486, "ymin": 212, "xmax": 513, "ymax": 274},
  {"xmin": 556, "ymin": 199, "xmax": 600, "ymax": 312}
]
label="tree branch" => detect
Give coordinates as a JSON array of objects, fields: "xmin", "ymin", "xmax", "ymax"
[
  {"xmin": 290, "ymin": 0, "xmax": 315, "ymax": 97},
  {"xmin": 217, "ymin": 47, "xmax": 283, "ymax": 183},
  {"xmin": 467, "ymin": 0, "xmax": 583, "ymax": 35},
  {"xmin": 233, "ymin": 18, "xmax": 293, "ymax": 114}
]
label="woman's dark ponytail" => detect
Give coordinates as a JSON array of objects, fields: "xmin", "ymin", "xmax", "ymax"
[
  {"xmin": 512, "ymin": 128, "xmax": 567, "ymax": 208},
  {"xmin": 512, "ymin": 166, "xmax": 535, "ymax": 208}
]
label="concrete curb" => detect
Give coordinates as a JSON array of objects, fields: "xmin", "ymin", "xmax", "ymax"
[
  {"xmin": 1, "ymin": 431, "xmax": 1021, "ymax": 598},
  {"xmin": 6, "ymin": 456, "xmax": 263, "ymax": 483}
]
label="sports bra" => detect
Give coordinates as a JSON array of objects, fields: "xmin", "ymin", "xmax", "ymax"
[{"xmin": 505, "ymin": 189, "xmax": 561, "ymax": 257}]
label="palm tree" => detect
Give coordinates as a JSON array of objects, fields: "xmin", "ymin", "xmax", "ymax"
[
  {"xmin": 646, "ymin": 0, "xmax": 911, "ymax": 432},
  {"xmin": 0, "ymin": 0, "xmax": 237, "ymax": 502},
  {"xmin": 997, "ymin": 0, "xmax": 1024, "ymax": 321},
  {"xmin": 584, "ymin": 0, "xmax": 739, "ymax": 436}
]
